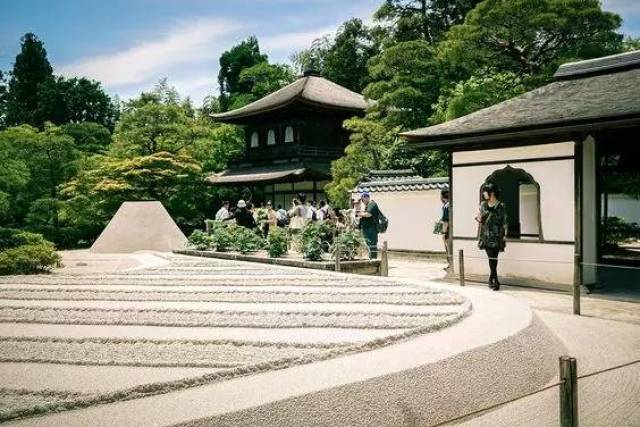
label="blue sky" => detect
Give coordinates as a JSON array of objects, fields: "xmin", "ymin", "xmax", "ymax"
[{"xmin": 1, "ymin": 0, "xmax": 639, "ymax": 106}]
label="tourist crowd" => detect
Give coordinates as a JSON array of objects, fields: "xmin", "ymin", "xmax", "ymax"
[{"xmin": 213, "ymin": 193, "xmax": 386, "ymax": 259}]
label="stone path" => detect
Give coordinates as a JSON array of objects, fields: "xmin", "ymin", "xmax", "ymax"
[
  {"xmin": 0, "ymin": 253, "xmax": 470, "ymax": 423},
  {"xmin": 388, "ymin": 257, "xmax": 640, "ymax": 426}
]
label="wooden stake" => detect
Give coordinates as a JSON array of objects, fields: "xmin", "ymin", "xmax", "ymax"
[
  {"xmin": 573, "ymin": 253, "xmax": 581, "ymax": 315},
  {"xmin": 334, "ymin": 243, "xmax": 341, "ymax": 273},
  {"xmin": 380, "ymin": 241, "xmax": 389, "ymax": 277},
  {"xmin": 458, "ymin": 249, "xmax": 465, "ymax": 286},
  {"xmin": 559, "ymin": 356, "xmax": 578, "ymax": 427}
]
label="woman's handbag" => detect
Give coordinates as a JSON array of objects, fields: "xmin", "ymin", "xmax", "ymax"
[{"xmin": 433, "ymin": 220, "xmax": 444, "ymax": 235}]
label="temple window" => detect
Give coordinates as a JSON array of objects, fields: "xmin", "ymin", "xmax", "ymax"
[
  {"xmin": 250, "ymin": 131, "xmax": 259, "ymax": 148},
  {"xmin": 284, "ymin": 126, "xmax": 294, "ymax": 143},
  {"xmin": 267, "ymin": 129, "xmax": 276, "ymax": 145}
]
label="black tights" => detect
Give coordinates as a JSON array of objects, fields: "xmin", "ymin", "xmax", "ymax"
[{"xmin": 485, "ymin": 248, "xmax": 499, "ymax": 279}]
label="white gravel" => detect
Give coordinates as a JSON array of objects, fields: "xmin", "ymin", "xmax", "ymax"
[{"xmin": 0, "ymin": 253, "xmax": 471, "ymax": 423}]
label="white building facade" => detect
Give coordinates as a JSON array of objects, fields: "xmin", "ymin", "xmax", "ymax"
[
  {"xmin": 353, "ymin": 171, "xmax": 448, "ymax": 253},
  {"xmin": 402, "ymin": 51, "xmax": 640, "ymax": 291}
]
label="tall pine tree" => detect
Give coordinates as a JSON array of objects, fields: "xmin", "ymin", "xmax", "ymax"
[{"xmin": 5, "ymin": 33, "xmax": 53, "ymax": 127}]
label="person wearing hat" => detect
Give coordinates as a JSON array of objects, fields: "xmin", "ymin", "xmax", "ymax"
[
  {"xmin": 235, "ymin": 199, "xmax": 256, "ymax": 229},
  {"xmin": 356, "ymin": 192, "xmax": 380, "ymax": 259}
]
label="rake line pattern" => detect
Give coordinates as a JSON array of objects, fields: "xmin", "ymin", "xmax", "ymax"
[{"xmin": 0, "ymin": 254, "xmax": 471, "ymax": 422}]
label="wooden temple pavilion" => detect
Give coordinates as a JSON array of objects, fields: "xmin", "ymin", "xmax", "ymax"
[
  {"xmin": 401, "ymin": 50, "xmax": 640, "ymax": 294},
  {"xmin": 208, "ymin": 70, "xmax": 371, "ymax": 208}
]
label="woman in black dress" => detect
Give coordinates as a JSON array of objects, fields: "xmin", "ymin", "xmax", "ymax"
[{"xmin": 476, "ymin": 183, "xmax": 508, "ymax": 290}]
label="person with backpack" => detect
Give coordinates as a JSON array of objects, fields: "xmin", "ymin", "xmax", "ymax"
[{"xmin": 356, "ymin": 192, "xmax": 386, "ymax": 259}]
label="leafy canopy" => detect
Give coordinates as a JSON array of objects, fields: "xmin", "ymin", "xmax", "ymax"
[
  {"xmin": 441, "ymin": 0, "xmax": 623, "ymax": 77},
  {"xmin": 374, "ymin": 0, "xmax": 482, "ymax": 43},
  {"xmin": 218, "ymin": 36, "xmax": 268, "ymax": 111}
]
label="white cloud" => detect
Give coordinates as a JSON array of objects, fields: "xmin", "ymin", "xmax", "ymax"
[{"xmin": 57, "ymin": 18, "xmax": 242, "ymax": 87}]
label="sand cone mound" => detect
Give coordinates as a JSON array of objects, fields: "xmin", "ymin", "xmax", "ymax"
[{"xmin": 90, "ymin": 201, "xmax": 187, "ymax": 253}]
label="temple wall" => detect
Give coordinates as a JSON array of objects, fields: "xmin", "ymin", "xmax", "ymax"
[{"xmin": 451, "ymin": 142, "xmax": 576, "ymax": 286}]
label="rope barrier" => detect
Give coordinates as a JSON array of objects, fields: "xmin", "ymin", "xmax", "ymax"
[
  {"xmin": 426, "ymin": 381, "xmax": 564, "ymax": 427},
  {"xmin": 577, "ymin": 358, "xmax": 640, "ymax": 381},
  {"xmin": 425, "ymin": 358, "xmax": 640, "ymax": 427},
  {"xmin": 459, "ymin": 254, "xmax": 640, "ymax": 270}
]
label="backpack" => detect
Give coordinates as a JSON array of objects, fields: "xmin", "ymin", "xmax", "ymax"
[{"xmin": 377, "ymin": 210, "xmax": 389, "ymax": 233}]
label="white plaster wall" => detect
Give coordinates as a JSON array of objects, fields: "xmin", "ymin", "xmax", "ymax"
[
  {"xmin": 452, "ymin": 158, "xmax": 575, "ymax": 242},
  {"xmin": 450, "ymin": 142, "xmax": 576, "ymax": 285},
  {"xmin": 369, "ymin": 190, "xmax": 445, "ymax": 252},
  {"xmin": 453, "ymin": 141, "xmax": 574, "ymax": 164},
  {"xmin": 453, "ymin": 239, "xmax": 574, "ymax": 286}
]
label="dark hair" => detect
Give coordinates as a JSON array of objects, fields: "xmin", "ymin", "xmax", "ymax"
[
  {"xmin": 297, "ymin": 193, "xmax": 306, "ymax": 203},
  {"xmin": 246, "ymin": 202, "xmax": 253, "ymax": 210},
  {"xmin": 222, "ymin": 200, "xmax": 230, "ymax": 205},
  {"xmin": 440, "ymin": 190, "xmax": 449, "ymax": 199},
  {"xmin": 483, "ymin": 183, "xmax": 500, "ymax": 197},
  {"xmin": 319, "ymin": 200, "xmax": 326, "ymax": 207},
  {"xmin": 277, "ymin": 204, "xmax": 282, "ymax": 210}
]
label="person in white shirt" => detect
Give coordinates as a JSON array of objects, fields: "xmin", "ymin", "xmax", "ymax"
[
  {"xmin": 318, "ymin": 200, "xmax": 332, "ymax": 221},
  {"xmin": 215, "ymin": 201, "xmax": 230, "ymax": 221}
]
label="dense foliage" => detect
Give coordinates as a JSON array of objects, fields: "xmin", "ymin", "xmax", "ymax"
[
  {"xmin": 266, "ymin": 227, "xmax": 288, "ymax": 258},
  {"xmin": 0, "ymin": 0, "xmax": 633, "ymax": 254},
  {"xmin": 0, "ymin": 228, "xmax": 61, "ymax": 275}
]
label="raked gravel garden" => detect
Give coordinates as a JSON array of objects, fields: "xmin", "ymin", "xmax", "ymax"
[{"xmin": 0, "ymin": 253, "xmax": 470, "ymax": 423}]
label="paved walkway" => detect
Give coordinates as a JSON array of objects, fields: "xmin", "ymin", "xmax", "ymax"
[{"xmin": 389, "ymin": 258, "xmax": 640, "ymax": 426}]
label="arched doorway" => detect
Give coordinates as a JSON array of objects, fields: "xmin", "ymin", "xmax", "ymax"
[{"xmin": 482, "ymin": 166, "xmax": 543, "ymax": 240}]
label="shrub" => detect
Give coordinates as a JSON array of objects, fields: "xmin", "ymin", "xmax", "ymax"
[
  {"xmin": 232, "ymin": 225, "xmax": 264, "ymax": 254},
  {"xmin": 210, "ymin": 225, "xmax": 234, "ymax": 251},
  {"xmin": 0, "ymin": 228, "xmax": 61, "ymax": 275},
  {"xmin": 300, "ymin": 223, "xmax": 323, "ymax": 261},
  {"xmin": 602, "ymin": 216, "xmax": 640, "ymax": 247},
  {"xmin": 188, "ymin": 230, "xmax": 213, "ymax": 250},
  {"xmin": 267, "ymin": 227, "xmax": 288, "ymax": 258},
  {"xmin": 332, "ymin": 229, "xmax": 366, "ymax": 260},
  {"xmin": 205, "ymin": 219, "xmax": 226, "ymax": 234}
]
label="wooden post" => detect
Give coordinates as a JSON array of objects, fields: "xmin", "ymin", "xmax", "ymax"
[
  {"xmin": 574, "ymin": 139, "xmax": 583, "ymax": 316},
  {"xmin": 334, "ymin": 243, "xmax": 341, "ymax": 273},
  {"xmin": 205, "ymin": 220, "xmax": 211, "ymax": 234},
  {"xmin": 559, "ymin": 356, "xmax": 578, "ymax": 427},
  {"xmin": 573, "ymin": 253, "xmax": 581, "ymax": 315},
  {"xmin": 380, "ymin": 241, "xmax": 389, "ymax": 277},
  {"xmin": 458, "ymin": 249, "xmax": 465, "ymax": 286}
]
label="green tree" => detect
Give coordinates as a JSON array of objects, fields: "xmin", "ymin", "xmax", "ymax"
[
  {"xmin": 5, "ymin": 33, "xmax": 53, "ymax": 127},
  {"xmin": 293, "ymin": 19, "xmax": 380, "ymax": 93},
  {"xmin": 0, "ymin": 128, "xmax": 30, "ymax": 221},
  {"xmin": 0, "ymin": 71, "xmax": 7, "ymax": 129},
  {"xmin": 61, "ymin": 122, "xmax": 112, "ymax": 154},
  {"xmin": 61, "ymin": 152, "xmax": 208, "ymax": 229},
  {"xmin": 430, "ymin": 72, "xmax": 527, "ymax": 124},
  {"xmin": 233, "ymin": 62, "xmax": 295, "ymax": 108},
  {"xmin": 218, "ymin": 36, "xmax": 268, "ymax": 111},
  {"xmin": 326, "ymin": 116, "xmax": 398, "ymax": 207},
  {"xmin": 364, "ymin": 40, "xmax": 442, "ymax": 129},
  {"xmin": 35, "ymin": 76, "xmax": 119, "ymax": 131},
  {"xmin": 374, "ymin": 0, "xmax": 482, "ymax": 43},
  {"xmin": 441, "ymin": 0, "xmax": 623, "ymax": 77},
  {"xmin": 111, "ymin": 80, "xmax": 243, "ymax": 170},
  {"xmin": 622, "ymin": 36, "xmax": 640, "ymax": 52},
  {"xmin": 0, "ymin": 124, "xmax": 79, "ymax": 228}
]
